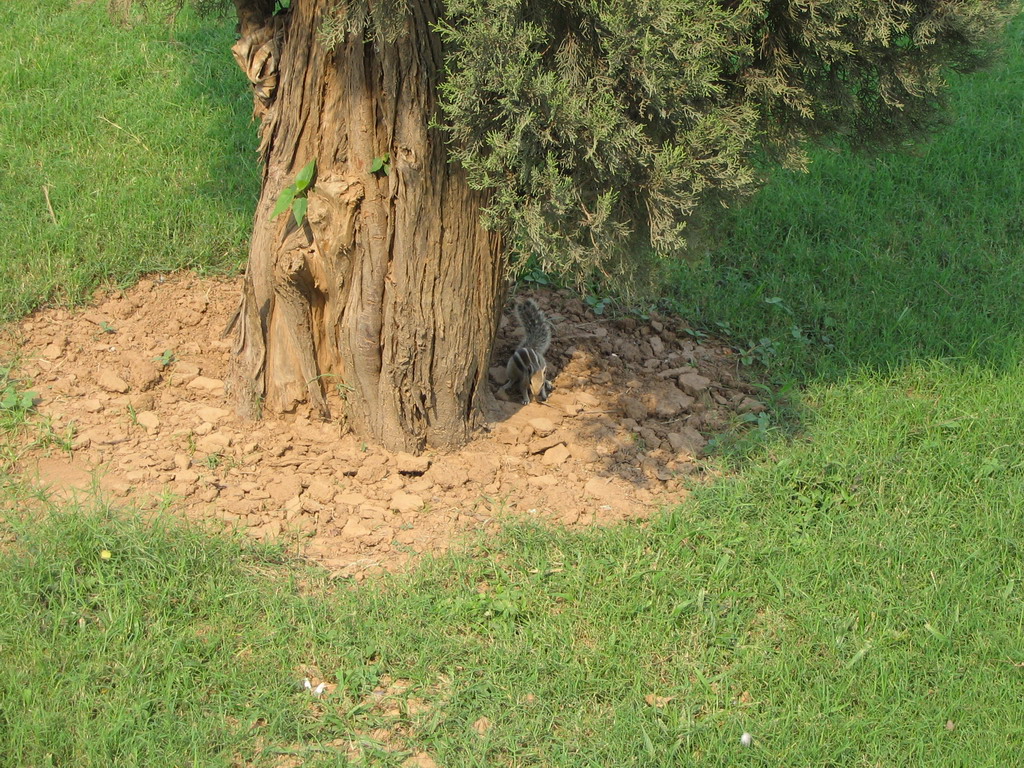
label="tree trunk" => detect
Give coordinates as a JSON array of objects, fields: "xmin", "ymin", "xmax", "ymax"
[{"xmin": 227, "ymin": 0, "xmax": 504, "ymax": 453}]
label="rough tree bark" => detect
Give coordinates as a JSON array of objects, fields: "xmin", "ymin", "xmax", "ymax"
[{"xmin": 226, "ymin": 0, "xmax": 504, "ymax": 454}]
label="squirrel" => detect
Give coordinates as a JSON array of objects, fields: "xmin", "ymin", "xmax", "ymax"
[{"xmin": 497, "ymin": 298, "xmax": 554, "ymax": 405}]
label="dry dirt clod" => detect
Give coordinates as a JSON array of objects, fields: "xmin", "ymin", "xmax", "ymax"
[
  {"xmin": 641, "ymin": 382, "xmax": 694, "ymax": 418},
  {"xmin": 678, "ymin": 371, "xmax": 711, "ymax": 397},
  {"xmin": 567, "ymin": 442, "xmax": 599, "ymax": 464},
  {"xmin": 402, "ymin": 754, "xmax": 438, "ymax": 768},
  {"xmin": 186, "ymin": 375, "xmax": 225, "ymax": 393},
  {"xmin": 396, "ymin": 452, "xmax": 431, "ymax": 474},
  {"xmin": 739, "ymin": 397, "xmax": 766, "ymax": 414},
  {"xmin": 196, "ymin": 432, "xmax": 232, "ymax": 454},
  {"xmin": 390, "ymin": 491, "xmax": 424, "ymax": 514},
  {"xmin": 527, "ymin": 417, "xmax": 557, "ymax": 436},
  {"xmin": 620, "ymin": 396, "xmax": 647, "ymax": 421},
  {"xmin": 267, "ymin": 475, "xmax": 304, "ymax": 503},
  {"xmin": 305, "ymin": 479, "xmax": 335, "ymax": 504},
  {"xmin": 667, "ymin": 427, "xmax": 706, "ymax": 458},
  {"xmin": 41, "ymin": 342, "xmax": 65, "ymax": 360},
  {"xmin": 645, "ymin": 693, "xmax": 674, "ymax": 708},
  {"xmin": 126, "ymin": 356, "xmax": 163, "ymax": 391},
  {"xmin": 427, "ymin": 461, "xmax": 469, "ymax": 490},
  {"xmin": 196, "ymin": 406, "xmax": 231, "ymax": 423},
  {"xmin": 174, "ymin": 361, "xmax": 201, "ymax": 377},
  {"xmin": 135, "ymin": 411, "xmax": 160, "ymax": 433},
  {"xmin": 337, "ymin": 491, "xmax": 368, "ymax": 506},
  {"xmin": 472, "ymin": 716, "xmax": 492, "ymax": 737},
  {"xmin": 97, "ymin": 369, "xmax": 130, "ymax": 394},
  {"xmin": 542, "ymin": 444, "xmax": 571, "ymax": 466},
  {"xmin": 341, "ymin": 516, "xmax": 373, "ymax": 540}
]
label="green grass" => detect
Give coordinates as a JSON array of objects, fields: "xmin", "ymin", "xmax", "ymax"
[
  {"xmin": 0, "ymin": 507, "xmax": 376, "ymax": 767},
  {"xmin": 3, "ymin": 376, "xmax": 1023, "ymax": 765},
  {"xmin": 0, "ymin": 0, "xmax": 257, "ymax": 323},
  {"xmin": 1, "ymin": 4, "xmax": 1024, "ymax": 767},
  {"xmin": 668, "ymin": 20, "xmax": 1024, "ymax": 384}
]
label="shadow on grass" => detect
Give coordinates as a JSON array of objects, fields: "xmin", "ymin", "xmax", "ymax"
[
  {"xmin": 169, "ymin": 6, "xmax": 261, "ymax": 234},
  {"xmin": 667, "ymin": 19, "xmax": 1024, "ymax": 389}
]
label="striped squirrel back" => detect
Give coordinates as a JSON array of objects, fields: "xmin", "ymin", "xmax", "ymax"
[{"xmin": 498, "ymin": 299, "xmax": 553, "ymax": 404}]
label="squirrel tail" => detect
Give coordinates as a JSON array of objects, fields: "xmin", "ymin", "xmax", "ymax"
[{"xmin": 516, "ymin": 299, "xmax": 551, "ymax": 355}]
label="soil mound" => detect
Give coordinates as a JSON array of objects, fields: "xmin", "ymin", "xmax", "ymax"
[{"xmin": 5, "ymin": 274, "xmax": 763, "ymax": 578}]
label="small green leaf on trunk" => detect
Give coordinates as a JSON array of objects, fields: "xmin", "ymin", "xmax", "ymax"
[
  {"xmin": 292, "ymin": 196, "xmax": 308, "ymax": 226},
  {"xmin": 294, "ymin": 158, "xmax": 316, "ymax": 192},
  {"xmin": 272, "ymin": 184, "xmax": 297, "ymax": 219},
  {"xmin": 369, "ymin": 153, "xmax": 390, "ymax": 174}
]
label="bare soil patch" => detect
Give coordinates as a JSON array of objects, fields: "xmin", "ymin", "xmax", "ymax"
[{"xmin": 4, "ymin": 274, "xmax": 763, "ymax": 578}]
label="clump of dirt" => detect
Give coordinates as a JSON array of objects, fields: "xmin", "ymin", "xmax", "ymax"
[{"xmin": 3, "ymin": 274, "xmax": 764, "ymax": 578}]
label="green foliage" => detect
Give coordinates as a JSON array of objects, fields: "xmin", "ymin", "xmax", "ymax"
[
  {"xmin": 152, "ymin": 349, "xmax": 176, "ymax": 367},
  {"xmin": 0, "ymin": 388, "xmax": 36, "ymax": 413},
  {"xmin": 434, "ymin": 0, "xmax": 1018, "ymax": 286},
  {"xmin": 369, "ymin": 151, "xmax": 391, "ymax": 175},
  {"xmin": 0, "ymin": 366, "xmax": 43, "ymax": 471},
  {"xmin": 0, "ymin": 370, "xmax": 38, "ymax": 417},
  {"xmin": 111, "ymin": 0, "xmax": 1016, "ymax": 293},
  {"xmin": 271, "ymin": 158, "xmax": 316, "ymax": 226},
  {"xmin": 317, "ymin": 0, "xmax": 407, "ymax": 47},
  {"xmin": 294, "ymin": 156, "xmax": 316, "ymax": 190},
  {"xmin": 110, "ymin": 0, "xmax": 232, "ymax": 20}
]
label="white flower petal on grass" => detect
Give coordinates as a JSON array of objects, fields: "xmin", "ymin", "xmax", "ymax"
[{"xmin": 740, "ymin": 732, "xmax": 753, "ymax": 747}]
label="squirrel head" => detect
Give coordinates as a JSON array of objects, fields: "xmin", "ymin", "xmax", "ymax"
[{"xmin": 530, "ymin": 366, "xmax": 553, "ymax": 403}]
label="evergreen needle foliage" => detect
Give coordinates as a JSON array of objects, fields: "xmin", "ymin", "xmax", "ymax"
[
  {"xmin": 435, "ymin": 0, "xmax": 1019, "ymax": 281},
  {"xmin": 132, "ymin": 0, "xmax": 1018, "ymax": 286}
]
